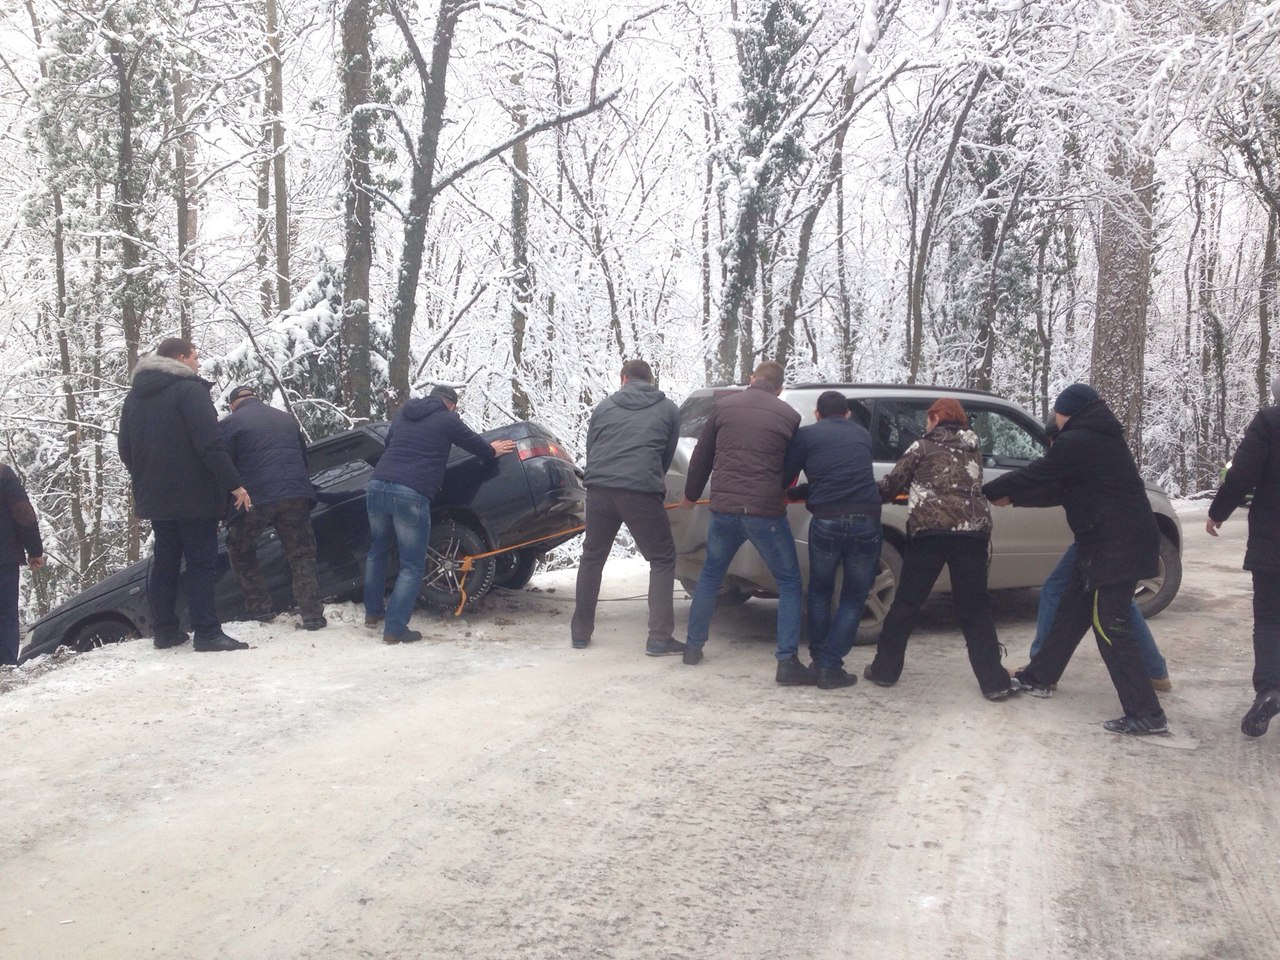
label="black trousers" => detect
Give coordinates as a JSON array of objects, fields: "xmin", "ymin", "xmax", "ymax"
[
  {"xmin": 1026, "ymin": 568, "xmax": 1162, "ymax": 719},
  {"xmin": 150, "ymin": 517, "xmax": 221, "ymax": 642},
  {"xmin": 1252, "ymin": 569, "xmax": 1280, "ymax": 695},
  {"xmin": 571, "ymin": 487, "xmax": 676, "ymax": 646},
  {"xmin": 870, "ymin": 535, "xmax": 1009, "ymax": 695}
]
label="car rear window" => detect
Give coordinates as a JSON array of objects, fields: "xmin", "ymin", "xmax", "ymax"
[{"xmin": 678, "ymin": 390, "xmax": 744, "ymax": 438}]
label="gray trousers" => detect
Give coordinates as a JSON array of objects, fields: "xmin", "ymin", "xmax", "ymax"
[{"xmin": 571, "ymin": 487, "xmax": 676, "ymax": 646}]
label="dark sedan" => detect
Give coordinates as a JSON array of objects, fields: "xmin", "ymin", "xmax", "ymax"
[{"xmin": 19, "ymin": 420, "xmax": 585, "ymax": 663}]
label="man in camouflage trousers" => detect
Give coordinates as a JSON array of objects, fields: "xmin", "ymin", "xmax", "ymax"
[{"xmin": 221, "ymin": 386, "xmax": 326, "ymax": 630}]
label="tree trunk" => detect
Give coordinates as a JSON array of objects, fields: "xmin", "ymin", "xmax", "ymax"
[
  {"xmin": 109, "ymin": 38, "xmax": 143, "ymax": 372},
  {"xmin": 266, "ymin": 0, "xmax": 290, "ymax": 310},
  {"xmin": 1259, "ymin": 208, "xmax": 1277, "ymax": 406},
  {"xmin": 340, "ymin": 0, "xmax": 374, "ymax": 419},
  {"xmin": 172, "ymin": 67, "xmax": 197, "ymax": 341},
  {"xmin": 510, "ymin": 98, "xmax": 531, "ymax": 419},
  {"xmin": 1090, "ymin": 146, "xmax": 1155, "ymax": 460},
  {"xmin": 257, "ymin": 82, "xmax": 273, "ymax": 319}
]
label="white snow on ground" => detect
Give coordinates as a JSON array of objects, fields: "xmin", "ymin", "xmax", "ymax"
[{"xmin": 1, "ymin": 504, "xmax": 1278, "ymax": 959}]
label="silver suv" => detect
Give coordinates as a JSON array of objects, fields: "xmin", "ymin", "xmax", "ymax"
[{"xmin": 665, "ymin": 383, "xmax": 1182, "ymax": 643}]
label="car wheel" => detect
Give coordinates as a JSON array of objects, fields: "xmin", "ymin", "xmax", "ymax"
[
  {"xmin": 855, "ymin": 540, "xmax": 903, "ymax": 646},
  {"xmin": 420, "ymin": 519, "xmax": 497, "ymax": 611},
  {"xmin": 493, "ymin": 549, "xmax": 538, "ymax": 591},
  {"xmin": 1135, "ymin": 534, "xmax": 1181, "ymax": 619},
  {"xmin": 678, "ymin": 577, "xmax": 752, "ymax": 606},
  {"xmin": 69, "ymin": 618, "xmax": 139, "ymax": 653}
]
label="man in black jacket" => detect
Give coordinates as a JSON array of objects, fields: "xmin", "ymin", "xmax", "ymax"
[
  {"xmin": 571, "ymin": 359, "xmax": 682, "ymax": 656},
  {"xmin": 1207, "ymin": 376, "xmax": 1280, "ymax": 737},
  {"xmin": 364, "ymin": 386, "xmax": 515, "ymax": 645},
  {"xmin": 118, "ymin": 338, "xmax": 251, "ymax": 652},
  {"xmin": 782, "ymin": 391, "xmax": 882, "ymax": 689},
  {"xmin": 0, "ymin": 465, "xmax": 44, "ymax": 665},
  {"xmin": 984, "ymin": 384, "xmax": 1167, "ymax": 735},
  {"xmin": 221, "ymin": 385, "xmax": 325, "ymax": 630}
]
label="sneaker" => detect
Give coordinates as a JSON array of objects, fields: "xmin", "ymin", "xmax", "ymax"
[
  {"xmin": 1151, "ymin": 675, "xmax": 1173, "ymax": 692},
  {"xmin": 571, "ymin": 637, "xmax": 590, "ymax": 649},
  {"xmin": 776, "ymin": 655, "xmax": 816, "ymax": 686},
  {"xmin": 300, "ymin": 616, "xmax": 327, "ymax": 631},
  {"xmin": 984, "ymin": 683, "xmax": 1018, "ymax": 702},
  {"xmin": 682, "ymin": 645, "xmax": 704, "ymax": 666},
  {"xmin": 153, "ymin": 632, "xmax": 189, "ymax": 650},
  {"xmin": 1103, "ymin": 712, "xmax": 1169, "ymax": 735},
  {"xmin": 815, "ymin": 666, "xmax": 858, "ymax": 690},
  {"xmin": 645, "ymin": 637, "xmax": 687, "ymax": 657},
  {"xmin": 383, "ymin": 629, "xmax": 423, "ymax": 645},
  {"xmin": 1013, "ymin": 670, "xmax": 1053, "ymax": 698},
  {"xmin": 364, "ymin": 614, "xmax": 384, "ymax": 628},
  {"xmin": 193, "ymin": 632, "xmax": 249, "ymax": 652},
  {"xmin": 862, "ymin": 663, "xmax": 896, "ymax": 688},
  {"xmin": 1241, "ymin": 689, "xmax": 1280, "ymax": 738}
]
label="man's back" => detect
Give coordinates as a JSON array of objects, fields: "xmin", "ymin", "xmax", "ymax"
[
  {"xmin": 584, "ymin": 381, "xmax": 679, "ymax": 495},
  {"xmin": 685, "ymin": 384, "xmax": 800, "ymax": 517},
  {"xmin": 221, "ymin": 399, "xmax": 313, "ymax": 508},
  {"xmin": 786, "ymin": 417, "xmax": 880, "ymax": 519}
]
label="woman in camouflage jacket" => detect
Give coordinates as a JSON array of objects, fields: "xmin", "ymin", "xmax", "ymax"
[{"xmin": 863, "ymin": 398, "xmax": 1013, "ymax": 700}]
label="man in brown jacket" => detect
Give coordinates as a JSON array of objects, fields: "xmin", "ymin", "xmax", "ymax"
[{"xmin": 679, "ymin": 361, "xmax": 808, "ymax": 683}]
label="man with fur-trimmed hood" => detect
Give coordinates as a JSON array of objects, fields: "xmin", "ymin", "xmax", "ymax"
[{"xmin": 118, "ymin": 338, "xmax": 251, "ymax": 652}]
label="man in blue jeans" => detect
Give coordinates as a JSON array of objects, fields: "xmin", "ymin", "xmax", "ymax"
[
  {"xmin": 364, "ymin": 385, "xmax": 514, "ymax": 644},
  {"xmin": 678, "ymin": 361, "xmax": 808, "ymax": 684},
  {"xmin": 1028, "ymin": 543, "xmax": 1171, "ymax": 690},
  {"xmin": 783, "ymin": 391, "xmax": 882, "ymax": 689}
]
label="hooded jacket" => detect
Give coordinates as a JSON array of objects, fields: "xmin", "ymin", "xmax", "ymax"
[
  {"xmin": 982, "ymin": 400, "xmax": 1159, "ymax": 588},
  {"xmin": 1210, "ymin": 403, "xmax": 1280, "ymax": 571},
  {"xmin": 370, "ymin": 396, "xmax": 495, "ymax": 500},
  {"xmin": 684, "ymin": 383, "xmax": 801, "ymax": 518},
  {"xmin": 583, "ymin": 380, "xmax": 680, "ymax": 495},
  {"xmin": 879, "ymin": 421, "xmax": 991, "ymax": 539},
  {"xmin": 117, "ymin": 354, "xmax": 243, "ymax": 520},
  {"xmin": 220, "ymin": 397, "xmax": 315, "ymax": 508}
]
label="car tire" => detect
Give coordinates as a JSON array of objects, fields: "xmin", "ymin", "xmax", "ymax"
[
  {"xmin": 493, "ymin": 549, "xmax": 538, "ymax": 591},
  {"xmin": 69, "ymin": 618, "xmax": 139, "ymax": 653},
  {"xmin": 420, "ymin": 519, "xmax": 497, "ymax": 611},
  {"xmin": 1135, "ymin": 534, "xmax": 1181, "ymax": 619},
  {"xmin": 678, "ymin": 577, "xmax": 752, "ymax": 606},
  {"xmin": 855, "ymin": 540, "xmax": 903, "ymax": 646}
]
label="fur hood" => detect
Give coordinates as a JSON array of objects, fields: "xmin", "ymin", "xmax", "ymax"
[{"xmin": 130, "ymin": 354, "xmax": 207, "ymax": 398}]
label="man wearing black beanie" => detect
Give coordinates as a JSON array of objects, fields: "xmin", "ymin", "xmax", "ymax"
[{"xmin": 983, "ymin": 383, "xmax": 1168, "ymax": 735}]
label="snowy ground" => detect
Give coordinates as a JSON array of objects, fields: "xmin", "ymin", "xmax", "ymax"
[{"xmin": 1, "ymin": 502, "xmax": 1277, "ymax": 960}]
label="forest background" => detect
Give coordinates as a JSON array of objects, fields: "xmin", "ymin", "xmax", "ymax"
[{"xmin": 0, "ymin": 0, "xmax": 1277, "ymax": 618}]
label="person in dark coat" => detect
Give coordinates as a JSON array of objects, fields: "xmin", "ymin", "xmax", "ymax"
[
  {"xmin": 678, "ymin": 361, "xmax": 809, "ymax": 684},
  {"xmin": 221, "ymin": 385, "xmax": 325, "ymax": 630},
  {"xmin": 1207, "ymin": 375, "xmax": 1280, "ymax": 737},
  {"xmin": 863, "ymin": 397, "xmax": 1014, "ymax": 701},
  {"xmin": 118, "ymin": 338, "xmax": 252, "ymax": 652},
  {"xmin": 571, "ymin": 359, "xmax": 683, "ymax": 656},
  {"xmin": 782, "ymin": 391, "xmax": 882, "ymax": 690},
  {"xmin": 984, "ymin": 383, "xmax": 1167, "ymax": 734},
  {"xmin": 364, "ymin": 385, "xmax": 515, "ymax": 645},
  {"xmin": 0, "ymin": 464, "xmax": 44, "ymax": 665}
]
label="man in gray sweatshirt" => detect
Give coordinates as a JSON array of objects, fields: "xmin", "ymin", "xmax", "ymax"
[{"xmin": 571, "ymin": 360, "xmax": 683, "ymax": 656}]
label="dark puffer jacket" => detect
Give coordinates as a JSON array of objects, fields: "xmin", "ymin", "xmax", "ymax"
[
  {"xmin": 117, "ymin": 355, "xmax": 243, "ymax": 520},
  {"xmin": 0, "ymin": 465, "xmax": 43, "ymax": 567},
  {"xmin": 982, "ymin": 400, "xmax": 1158, "ymax": 589},
  {"xmin": 878, "ymin": 421, "xmax": 991, "ymax": 539},
  {"xmin": 1210, "ymin": 404, "xmax": 1280, "ymax": 571},
  {"xmin": 684, "ymin": 383, "xmax": 801, "ymax": 517},
  {"xmin": 583, "ymin": 380, "xmax": 680, "ymax": 495},
  {"xmin": 220, "ymin": 398, "xmax": 315, "ymax": 508},
  {"xmin": 371, "ymin": 396, "xmax": 495, "ymax": 500}
]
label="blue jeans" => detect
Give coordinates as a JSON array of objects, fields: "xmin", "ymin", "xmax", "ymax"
[
  {"xmin": 1030, "ymin": 543, "xmax": 1168, "ymax": 679},
  {"xmin": 686, "ymin": 511, "xmax": 802, "ymax": 661},
  {"xmin": 806, "ymin": 515, "xmax": 883, "ymax": 670},
  {"xmin": 364, "ymin": 479, "xmax": 432, "ymax": 636}
]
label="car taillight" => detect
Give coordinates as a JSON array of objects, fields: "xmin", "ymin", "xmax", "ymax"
[{"xmin": 517, "ymin": 437, "xmax": 574, "ymax": 463}]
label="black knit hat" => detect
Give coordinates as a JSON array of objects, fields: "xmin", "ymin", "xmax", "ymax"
[
  {"xmin": 430, "ymin": 385, "xmax": 459, "ymax": 404},
  {"xmin": 1053, "ymin": 383, "xmax": 1099, "ymax": 417},
  {"xmin": 228, "ymin": 385, "xmax": 256, "ymax": 404}
]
